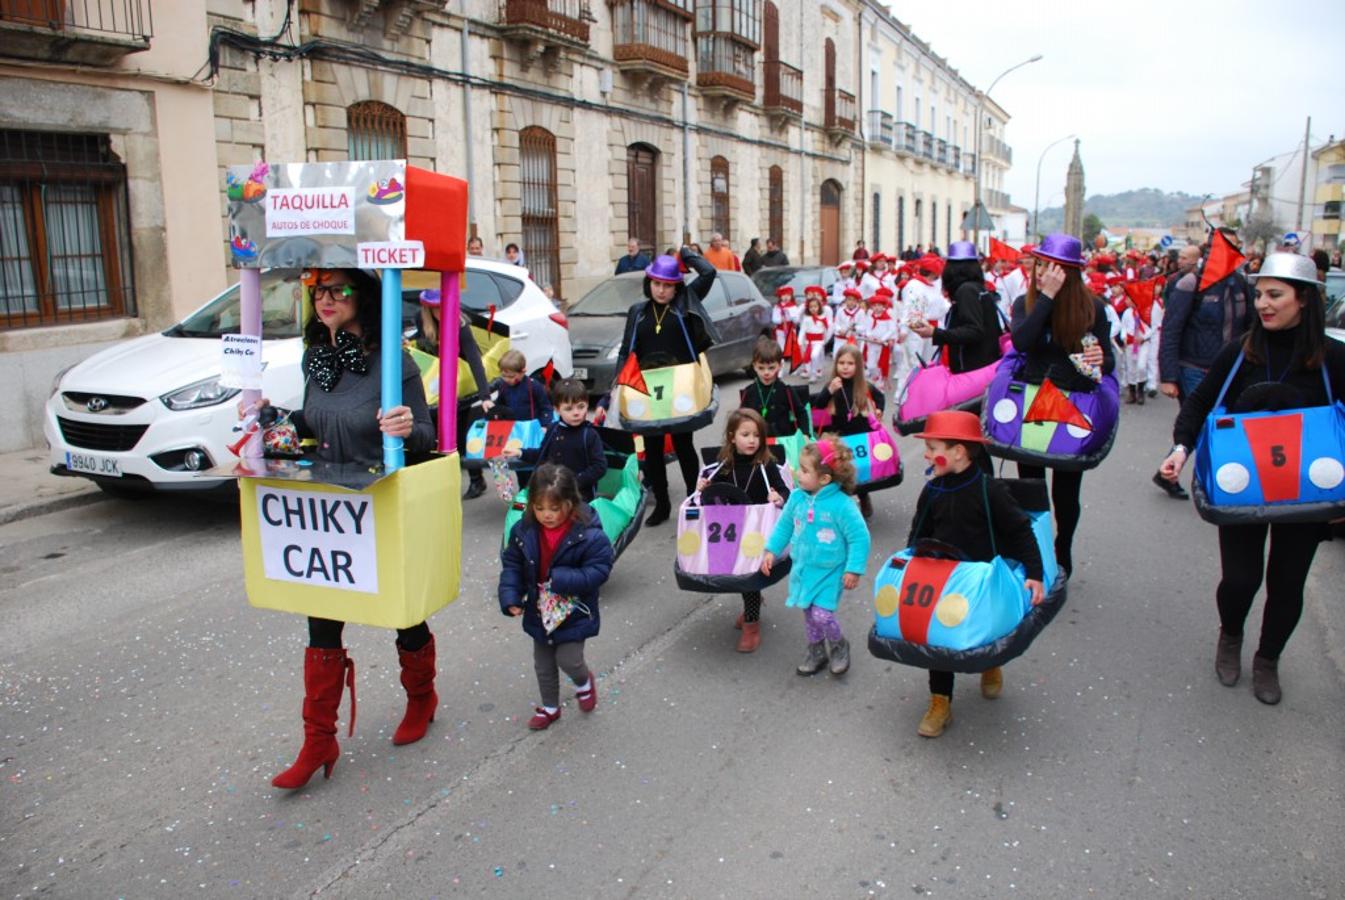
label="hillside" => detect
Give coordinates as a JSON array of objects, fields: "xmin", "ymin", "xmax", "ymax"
[{"xmin": 1033, "ymin": 188, "xmax": 1200, "ymax": 234}]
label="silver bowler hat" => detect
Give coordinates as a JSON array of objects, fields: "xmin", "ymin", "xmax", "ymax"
[{"xmin": 1248, "ymin": 252, "xmax": 1323, "ymax": 287}]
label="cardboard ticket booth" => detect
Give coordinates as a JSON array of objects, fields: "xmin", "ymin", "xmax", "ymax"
[{"xmin": 218, "ymin": 160, "xmax": 468, "ymax": 629}]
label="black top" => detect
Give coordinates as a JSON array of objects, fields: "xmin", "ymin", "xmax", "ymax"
[
  {"xmin": 907, "ymin": 468, "xmax": 1044, "ymax": 580},
  {"xmin": 812, "ymin": 377, "xmax": 886, "ymax": 435},
  {"xmin": 613, "ymin": 250, "xmax": 717, "ymax": 374},
  {"xmin": 707, "ymin": 452, "xmax": 791, "ymax": 504},
  {"xmin": 1010, "ymin": 292, "xmax": 1116, "ymax": 393},
  {"xmin": 1172, "ymin": 325, "xmax": 1345, "ymax": 448},
  {"xmin": 740, "ymin": 379, "xmax": 810, "ymax": 437},
  {"xmin": 414, "ymin": 318, "xmax": 490, "ymax": 409},
  {"xmin": 296, "ymin": 351, "xmax": 435, "ymax": 467},
  {"xmin": 521, "ymin": 419, "xmax": 609, "ymax": 501},
  {"xmin": 934, "ymin": 285, "xmax": 1003, "ymax": 373}
]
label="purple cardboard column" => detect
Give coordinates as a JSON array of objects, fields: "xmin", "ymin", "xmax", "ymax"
[
  {"xmin": 438, "ymin": 271, "xmax": 462, "ymax": 453},
  {"xmin": 238, "ymin": 267, "xmax": 263, "ymax": 460}
]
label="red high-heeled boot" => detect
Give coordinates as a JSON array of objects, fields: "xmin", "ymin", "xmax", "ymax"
[
  {"xmin": 272, "ymin": 648, "xmax": 356, "ymax": 790},
  {"xmin": 392, "ymin": 635, "xmax": 438, "ymax": 745}
]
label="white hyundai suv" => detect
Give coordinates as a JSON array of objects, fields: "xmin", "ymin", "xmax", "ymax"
[{"xmin": 46, "ymin": 259, "xmax": 572, "ymax": 495}]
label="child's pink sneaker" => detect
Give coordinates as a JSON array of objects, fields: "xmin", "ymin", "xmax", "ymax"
[{"xmin": 528, "ymin": 707, "xmax": 560, "ymax": 730}]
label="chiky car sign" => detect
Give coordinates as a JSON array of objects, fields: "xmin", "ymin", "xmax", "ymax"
[{"xmin": 256, "ymin": 487, "xmax": 378, "ymax": 593}]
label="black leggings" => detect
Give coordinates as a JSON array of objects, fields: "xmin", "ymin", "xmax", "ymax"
[
  {"xmin": 929, "ymin": 670, "xmax": 955, "ymax": 696},
  {"xmin": 1216, "ymin": 522, "xmax": 1325, "ymax": 660},
  {"xmin": 742, "ymin": 591, "xmax": 762, "ymax": 623},
  {"xmin": 1016, "ymin": 463, "xmax": 1082, "ymax": 575},
  {"xmin": 308, "ymin": 617, "xmax": 432, "ymax": 652},
  {"xmin": 640, "ymin": 430, "xmax": 699, "ymax": 502}
]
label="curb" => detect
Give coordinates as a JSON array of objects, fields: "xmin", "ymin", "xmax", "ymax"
[{"xmin": 0, "ymin": 489, "xmax": 107, "ymax": 527}]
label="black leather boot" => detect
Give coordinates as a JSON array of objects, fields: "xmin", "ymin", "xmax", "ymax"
[
  {"xmin": 1214, "ymin": 630, "xmax": 1242, "ymax": 686},
  {"xmin": 1252, "ymin": 654, "xmax": 1281, "ymax": 705}
]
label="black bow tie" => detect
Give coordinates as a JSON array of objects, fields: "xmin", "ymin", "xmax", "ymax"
[{"xmin": 305, "ymin": 330, "xmax": 369, "ymax": 391}]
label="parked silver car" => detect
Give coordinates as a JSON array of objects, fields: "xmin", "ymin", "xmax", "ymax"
[{"xmin": 566, "ymin": 270, "xmax": 773, "ymax": 394}]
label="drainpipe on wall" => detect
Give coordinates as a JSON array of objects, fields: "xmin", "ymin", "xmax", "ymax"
[
  {"xmin": 798, "ymin": 4, "xmax": 806, "ymax": 263},
  {"xmin": 681, "ymin": 82, "xmax": 691, "ymax": 245},
  {"xmin": 460, "ymin": 2, "xmax": 476, "ymax": 233}
]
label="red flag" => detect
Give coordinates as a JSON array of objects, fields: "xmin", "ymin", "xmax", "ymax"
[
  {"xmin": 1198, "ymin": 230, "xmax": 1247, "ymax": 292},
  {"xmin": 782, "ymin": 322, "xmax": 807, "ymax": 373},
  {"xmin": 1024, "ymin": 379, "xmax": 1091, "ymax": 431},
  {"xmin": 989, "ymin": 237, "xmax": 1019, "ymax": 265},
  {"xmin": 542, "ymin": 359, "xmax": 555, "ymax": 385},
  {"xmin": 615, "ymin": 353, "xmax": 649, "ymax": 395},
  {"xmin": 1123, "ymin": 278, "xmax": 1159, "ymax": 326}
]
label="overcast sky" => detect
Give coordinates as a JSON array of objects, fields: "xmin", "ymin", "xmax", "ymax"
[{"xmin": 896, "ymin": 0, "xmax": 1344, "ymax": 210}]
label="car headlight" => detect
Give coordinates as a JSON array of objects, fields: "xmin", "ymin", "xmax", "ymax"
[
  {"xmin": 605, "ymin": 345, "xmax": 620, "ymax": 360},
  {"xmin": 160, "ymin": 376, "xmax": 240, "ymax": 411},
  {"xmin": 49, "ymin": 364, "xmax": 75, "ymax": 397}
]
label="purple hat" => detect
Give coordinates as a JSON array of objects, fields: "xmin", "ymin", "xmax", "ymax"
[
  {"xmin": 418, "ymin": 289, "xmax": 440, "ymax": 307},
  {"xmin": 1031, "ymin": 233, "xmax": 1086, "ymax": 268},
  {"xmin": 946, "ymin": 240, "xmax": 978, "ymax": 261},
  {"xmin": 645, "ymin": 254, "xmax": 683, "ymax": 283}
]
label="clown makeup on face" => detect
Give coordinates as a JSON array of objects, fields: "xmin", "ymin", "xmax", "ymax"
[
  {"xmin": 922, "ymin": 438, "xmax": 972, "ymax": 478},
  {"xmin": 313, "ymin": 273, "xmax": 359, "ymax": 336},
  {"xmin": 753, "ymin": 359, "xmax": 781, "ymax": 384}
]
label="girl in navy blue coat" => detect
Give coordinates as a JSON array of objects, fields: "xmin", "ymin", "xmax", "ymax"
[{"xmin": 500, "ymin": 463, "xmax": 615, "ymax": 730}]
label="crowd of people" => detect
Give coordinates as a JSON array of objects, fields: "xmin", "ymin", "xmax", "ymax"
[{"xmin": 245, "ymin": 228, "xmax": 1342, "ymax": 790}]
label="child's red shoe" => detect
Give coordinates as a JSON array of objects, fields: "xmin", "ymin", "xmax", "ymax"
[
  {"xmin": 528, "ymin": 707, "xmax": 561, "ymax": 730},
  {"xmin": 576, "ymin": 682, "xmax": 597, "ymax": 713}
]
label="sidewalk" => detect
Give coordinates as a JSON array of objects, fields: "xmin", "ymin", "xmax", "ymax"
[{"xmin": 0, "ymin": 447, "xmax": 105, "ymax": 526}]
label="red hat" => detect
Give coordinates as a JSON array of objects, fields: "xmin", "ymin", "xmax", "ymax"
[
  {"xmin": 855, "ymin": 260, "xmax": 871, "ymax": 272},
  {"xmin": 842, "ymin": 286, "xmax": 863, "ymax": 300},
  {"xmin": 915, "ymin": 410, "xmax": 986, "ymax": 444},
  {"xmin": 868, "ymin": 289, "xmax": 892, "ymax": 306},
  {"xmin": 804, "ymin": 284, "xmax": 828, "ymax": 299},
  {"xmin": 870, "ymin": 252, "xmax": 888, "ymax": 263},
  {"xmin": 1019, "ymin": 243, "xmax": 1036, "ymax": 257},
  {"xmin": 774, "ymin": 285, "xmax": 795, "ymax": 299},
  {"xmin": 837, "ymin": 259, "xmax": 854, "ymax": 271},
  {"xmin": 918, "ymin": 254, "xmax": 944, "ymax": 275},
  {"xmin": 1104, "ymin": 273, "xmax": 1123, "ymax": 285}
]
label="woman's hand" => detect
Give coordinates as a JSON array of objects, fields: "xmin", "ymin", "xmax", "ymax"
[
  {"xmin": 696, "ymin": 477, "xmax": 711, "ymax": 492},
  {"xmin": 910, "ymin": 319, "xmax": 934, "ymax": 338},
  {"xmin": 828, "ymin": 376, "xmax": 843, "ymax": 393},
  {"xmin": 1158, "ymin": 447, "xmax": 1187, "ymax": 482},
  {"xmin": 1082, "ymin": 342, "xmax": 1105, "ymax": 368},
  {"xmin": 378, "ymin": 405, "xmax": 415, "ymax": 439},
  {"xmin": 1026, "ymin": 579, "xmax": 1045, "ymax": 606},
  {"xmin": 237, "ymin": 397, "xmax": 270, "ymax": 421},
  {"xmin": 1037, "ymin": 262, "xmax": 1067, "ymax": 297},
  {"xmin": 760, "ymin": 551, "xmax": 775, "ymax": 576},
  {"xmin": 768, "ymin": 489, "xmax": 784, "ymax": 507},
  {"xmin": 507, "ymin": 605, "xmax": 523, "ymax": 617},
  {"xmin": 842, "ymin": 572, "xmax": 860, "ymax": 590}
]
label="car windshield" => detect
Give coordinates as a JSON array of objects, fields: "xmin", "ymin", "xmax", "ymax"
[
  {"xmin": 1326, "ymin": 297, "xmax": 1345, "ymax": 331},
  {"xmin": 169, "ymin": 272, "xmax": 304, "ymax": 339},
  {"xmin": 1325, "ymin": 270, "xmax": 1345, "ymax": 305},
  {"xmin": 567, "ymin": 275, "xmax": 691, "ymax": 316},
  {"xmin": 752, "ymin": 268, "xmax": 822, "ymax": 295},
  {"xmin": 167, "ymin": 271, "xmax": 419, "ymax": 339}
]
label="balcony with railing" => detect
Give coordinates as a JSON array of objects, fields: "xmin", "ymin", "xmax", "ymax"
[
  {"xmin": 981, "ymin": 134, "xmax": 1013, "ymax": 165},
  {"xmin": 611, "ymin": 0, "xmax": 692, "ymax": 78},
  {"xmin": 866, "ymin": 110, "xmax": 894, "ymax": 147},
  {"xmin": 894, "ymin": 122, "xmax": 918, "ymax": 155},
  {"xmin": 935, "ymin": 138, "xmax": 949, "ymax": 167},
  {"xmin": 695, "ymin": 0, "xmax": 759, "ymax": 103},
  {"xmin": 919, "ymin": 130, "xmax": 934, "ymax": 160},
  {"xmin": 985, "ymin": 188, "xmax": 1012, "ymax": 211},
  {"xmin": 951, "ymin": 145, "xmax": 961, "ymax": 171},
  {"xmin": 762, "ymin": 59, "xmax": 803, "ymax": 117},
  {"xmin": 825, "ymin": 88, "xmax": 855, "ymax": 137},
  {"xmin": 0, "ymin": 0, "xmax": 153, "ymax": 65},
  {"xmin": 500, "ymin": 0, "xmax": 591, "ymax": 47}
]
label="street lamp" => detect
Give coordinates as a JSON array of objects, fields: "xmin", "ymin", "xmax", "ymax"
[
  {"xmin": 973, "ymin": 54, "xmax": 1042, "ymax": 251},
  {"xmin": 1033, "ymin": 133, "xmax": 1075, "ymax": 241}
]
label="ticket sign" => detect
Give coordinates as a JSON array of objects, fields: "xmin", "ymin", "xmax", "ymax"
[
  {"xmin": 357, "ymin": 240, "xmax": 425, "ymax": 269},
  {"xmin": 256, "ymin": 486, "xmax": 378, "ymax": 594}
]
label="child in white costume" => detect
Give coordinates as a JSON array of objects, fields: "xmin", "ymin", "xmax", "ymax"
[
  {"xmin": 863, "ymin": 289, "xmax": 899, "ymax": 390},
  {"xmin": 799, "ymin": 287, "xmax": 833, "ymax": 382}
]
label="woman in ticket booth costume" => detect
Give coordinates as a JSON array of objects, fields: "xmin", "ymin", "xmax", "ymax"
[
  {"xmin": 242, "ymin": 268, "xmax": 441, "ymax": 789},
  {"xmin": 609, "ymin": 247, "xmax": 721, "ymax": 525},
  {"xmin": 1157, "ymin": 252, "xmax": 1345, "ymax": 705}
]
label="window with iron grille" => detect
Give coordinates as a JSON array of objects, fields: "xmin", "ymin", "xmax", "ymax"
[
  {"xmin": 347, "ymin": 101, "xmax": 407, "ymax": 161},
  {"xmin": 0, "ymin": 130, "xmax": 135, "ymax": 330},
  {"xmin": 520, "ymin": 126, "xmax": 561, "ymax": 295},
  {"xmin": 710, "ymin": 155, "xmax": 731, "ymax": 239},
  {"xmin": 767, "ymin": 165, "xmax": 783, "ymax": 247}
]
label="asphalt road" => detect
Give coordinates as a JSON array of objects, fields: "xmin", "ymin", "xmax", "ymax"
[{"xmin": 2, "ymin": 377, "xmax": 1342, "ymax": 899}]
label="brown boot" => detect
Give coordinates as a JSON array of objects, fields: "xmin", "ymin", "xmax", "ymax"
[
  {"xmin": 736, "ymin": 621, "xmax": 761, "ymax": 653},
  {"xmin": 917, "ymin": 694, "xmax": 952, "ymax": 738},
  {"xmin": 980, "ymin": 667, "xmax": 1003, "ymax": 699},
  {"xmin": 1251, "ymin": 654, "xmax": 1281, "ymax": 705},
  {"xmin": 1215, "ymin": 630, "xmax": 1242, "ymax": 687}
]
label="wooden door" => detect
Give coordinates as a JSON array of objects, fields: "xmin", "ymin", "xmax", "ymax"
[
  {"xmin": 820, "ymin": 179, "xmax": 841, "ymax": 266},
  {"xmin": 626, "ymin": 144, "xmax": 659, "ymax": 256}
]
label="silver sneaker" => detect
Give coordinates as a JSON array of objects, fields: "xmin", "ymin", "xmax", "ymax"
[{"xmin": 796, "ymin": 641, "xmax": 829, "ymax": 676}]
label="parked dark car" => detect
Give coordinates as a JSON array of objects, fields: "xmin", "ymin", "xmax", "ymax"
[
  {"xmin": 750, "ymin": 265, "xmax": 842, "ymax": 302},
  {"xmin": 566, "ymin": 270, "xmax": 773, "ymax": 394}
]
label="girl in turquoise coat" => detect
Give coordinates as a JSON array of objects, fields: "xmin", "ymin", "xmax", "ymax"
[{"xmin": 761, "ymin": 437, "xmax": 872, "ymax": 676}]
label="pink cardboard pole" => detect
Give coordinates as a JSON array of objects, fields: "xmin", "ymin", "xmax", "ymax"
[
  {"xmin": 238, "ymin": 267, "xmax": 264, "ymax": 460},
  {"xmin": 438, "ymin": 271, "xmax": 462, "ymax": 453}
]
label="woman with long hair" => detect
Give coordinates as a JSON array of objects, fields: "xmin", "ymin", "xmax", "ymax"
[
  {"xmin": 244, "ymin": 269, "xmax": 441, "ymax": 789},
  {"xmin": 611, "ymin": 247, "xmax": 720, "ymax": 525},
  {"xmin": 1158, "ymin": 253, "xmax": 1345, "ymax": 704},
  {"xmin": 910, "ymin": 241, "xmax": 1002, "ymax": 374},
  {"xmin": 1009, "ymin": 234, "xmax": 1115, "ymax": 577}
]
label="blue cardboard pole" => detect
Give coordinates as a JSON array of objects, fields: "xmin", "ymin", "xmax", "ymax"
[{"xmin": 381, "ymin": 267, "xmax": 405, "ymax": 471}]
